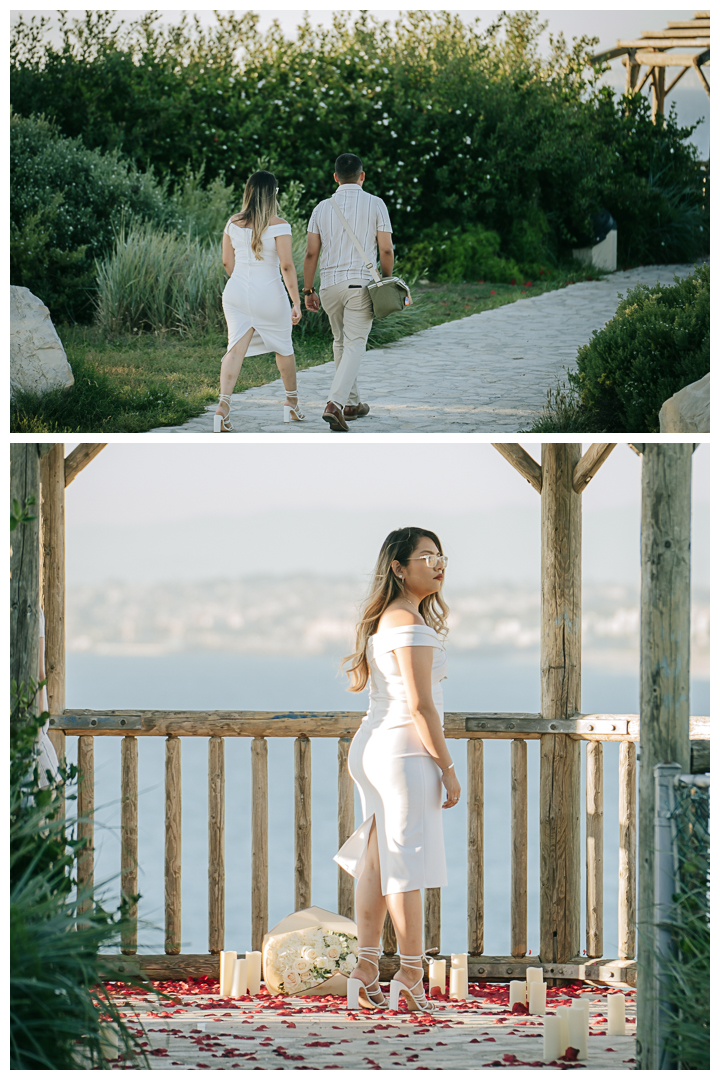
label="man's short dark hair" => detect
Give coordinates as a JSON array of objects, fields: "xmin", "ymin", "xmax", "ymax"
[{"xmin": 335, "ymin": 153, "xmax": 364, "ymax": 183}]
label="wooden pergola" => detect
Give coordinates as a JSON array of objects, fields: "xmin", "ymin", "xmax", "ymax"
[
  {"xmin": 10, "ymin": 441, "xmax": 706, "ymax": 1071},
  {"xmin": 590, "ymin": 10, "xmax": 710, "ymax": 122}
]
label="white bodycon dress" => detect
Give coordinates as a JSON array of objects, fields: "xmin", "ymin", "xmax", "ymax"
[
  {"xmin": 334, "ymin": 624, "xmax": 449, "ymax": 896},
  {"xmin": 222, "ymin": 220, "xmax": 293, "ymax": 356}
]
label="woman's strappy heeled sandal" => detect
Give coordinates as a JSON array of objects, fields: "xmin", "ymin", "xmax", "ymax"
[
  {"xmin": 283, "ymin": 390, "xmax": 305, "ymax": 422},
  {"xmin": 388, "ymin": 952, "xmax": 436, "ymax": 1013},
  {"xmin": 346, "ymin": 946, "xmax": 387, "ymax": 1010},
  {"xmin": 214, "ymin": 394, "xmax": 234, "ymax": 432}
]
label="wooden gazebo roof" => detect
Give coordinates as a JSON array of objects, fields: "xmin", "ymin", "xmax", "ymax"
[{"xmin": 590, "ymin": 10, "xmax": 710, "ymax": 121}]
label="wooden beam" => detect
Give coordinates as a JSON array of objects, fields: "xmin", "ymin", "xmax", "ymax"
[
  {"xmin": 585, "ymin": 742, "xmax": 603, "ymax": 959},
  {"xmin": 337, "ymin": 738, "xmax": 355, "ymax": 920},
  {"xmin": 467, "ymin": 739, "xmax": 484, "ymax": 955},
  {"xmin": 693, "ymin": 50, "xmax": 711, "ymax": 95},
  {"xmin": 636, "ymin": 50, "xmax": 709, "ymax": 66},
  {"xmin": 424, "ymin": 888, "xmax": 441, "ymax": 955},
  {"xmin": 590, "ymin": 45, "xmax": 631, "ymax": 65},
  {"xmin": 618, "ymin": 741, "xmax": 636, "ymax": 960},
  {"xmin": 251, "ymin": 737, "xmax": 268, "ymax": 952},
  {"xmin": 50, "ymin": 709, "xmax": 709, "ymax": 741},
  {"xmin": 10, "ymin": 445, "xmax": 40, "ymax": 703},
  {"xmin": 668, "ymin": 18, "xmax": 710, "ymax": 29},
  {"xmin": 642, "ymin": 28, "xmax": 710, "ymax": 38},
  {"xmin": 120, "ymin": 735, "xmax": 139, "ymax": 954},
  {"xmin": 510, "ymin": 739, "xmax": 527, "ymax": 959},
  {"xmin": 207, "ymin": 736, "xmax": 225, "ymax": 954},
  {"xmin": 40, "ymin": 443, "xmax": 66, "ymax": 780},
  {"xmin": 572, "ymin": 443, "xmax": 616, "ymax": 494},
  {"xmin": 636, "ymin": 444, "xmax": 693, "ymax": 1070},
  {"xmin": 491, "ymin": 443, "xmax": 542, "ymax": 494},
  {"xmin": 77, "ymin": 734, "xmax": 94, "ymax": 917},
  {"xmin": 64, "ymin": 443, "xmax": 107, "ymax": 486},
  {"xmin": 97, "ymin": 952, "xmax": 636, "ymax": 987},
  {"xmin": 164, "ymin": 736, "xmax": 182, "ymax": 955},
  {"xmin": 620, "ymin": 37, "xmax": 710, "ymax": 47},
  {"xmin": 294, "ymin": 736, "xmax": 312, "ymax": 910},
  {"xmin": 666, "ymin": 65, "xmax": 691, "ymax": 93},
  {"xmin": 382, "ymin": 911, "xmax": 397, "ymax": 955}
]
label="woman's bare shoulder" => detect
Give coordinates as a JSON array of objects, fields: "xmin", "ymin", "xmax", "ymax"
[
  {"xmin": 377, "ymin": 606, "xmax": 425, "ymax": 632},
  {"xmin": 270, "ymin": 216, "xmax": 288, "ymax": 226}
]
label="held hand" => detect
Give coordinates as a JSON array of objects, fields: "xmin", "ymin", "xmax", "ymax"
[
  {"xmin": 442, "ymin": 768, "xmax": 461, "ymax": 809},
  {"xmin": 304, "ymin": 292, "xmax": 320, "ymax": 313},
  {"xmin": 291, "ymin": 303, "xmax": 302, "ymax": 324}
]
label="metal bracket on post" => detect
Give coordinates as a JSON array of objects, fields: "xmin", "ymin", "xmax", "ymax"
[{"xmin": 653, "ymin": 762, "xmax": 682, "ymax": 1070}]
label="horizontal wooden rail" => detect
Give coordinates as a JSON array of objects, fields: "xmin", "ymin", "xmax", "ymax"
[{"xmin": 51, "ymin": 709, "xmax": 709, "ymax": 744}]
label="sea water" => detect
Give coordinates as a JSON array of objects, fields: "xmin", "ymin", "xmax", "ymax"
[{"xmin": 65, "ymin": 652, "xmax": 709, "ymax": 959}]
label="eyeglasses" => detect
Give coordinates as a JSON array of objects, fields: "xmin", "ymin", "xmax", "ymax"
[{"xmin": 408, "ymin": 554, "xmax": 448, "ymax": 570}]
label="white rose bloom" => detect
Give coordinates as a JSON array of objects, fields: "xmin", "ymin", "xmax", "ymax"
[
  {"xmin": 326, "ymin": 945, "xmax": 341, "ymax": 960},
  {"xmin": 296, "ymin": 958, "xmax": 311, "ymax": 974},
  {"xmin": 284, "ymin": 970, "xmax": 301, "ymax": 991},
  {"xmin": 302, "ymin": 946, "xmax": 318, "ymax": 961},
  {"xmin": 324, "ymin": 959, "xmax": 337, "ymax": 972}
]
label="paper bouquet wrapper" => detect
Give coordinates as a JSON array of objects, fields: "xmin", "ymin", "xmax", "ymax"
[{"xmin": 262, "ymin": 905, "xmax": 358, "ymax": 997}]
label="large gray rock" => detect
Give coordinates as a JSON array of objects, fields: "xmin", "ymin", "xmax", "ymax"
[
  {"xmin": 10, "ymin": 286, "xmax": 74, "ymax": 396},
  {"xmin": 659, "ymin": 372, "xmax": 710, "ymax": 433}
]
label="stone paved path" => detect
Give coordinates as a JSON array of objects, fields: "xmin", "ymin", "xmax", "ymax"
[
  {"xmin": 107, "ymin": 980, "xmax": 636, "ymax": 1070},
  {"xmin": 151, "ymin": 264, "xmax": 698, "ymax": 435}
]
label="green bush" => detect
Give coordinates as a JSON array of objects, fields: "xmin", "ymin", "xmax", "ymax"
[
  {"xmin": 570, "ymin": 264, "xmax": 709, "ymax": 431},
  {"xmin": 11, "ymin": 10, "xmax": 709, "ymax": 272},
  {"xmin": 403, "ymin": 222, "xmax": 525, "ymax": 284}
]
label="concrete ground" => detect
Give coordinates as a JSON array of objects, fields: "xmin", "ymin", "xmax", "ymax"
[
  {"xmin": 106, "ymin": 980, "xmax": 636, "ymax": 1070},
  {"xmin": 150, "ymin": 263, "xmax": 699, "ymax": 435}
]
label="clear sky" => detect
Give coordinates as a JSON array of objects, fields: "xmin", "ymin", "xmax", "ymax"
[
  {"xmin": 64, "ymin": 442, "xmax": 709, "ymax": 587},
  {"xmin": 14, "ymin": 6, "xmax": 710, "ymax": 155}
]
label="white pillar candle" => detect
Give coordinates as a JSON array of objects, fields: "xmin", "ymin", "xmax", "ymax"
[
  {"xmin": 525, "ymin": 966, "xmax": 543, "ymax": 983},
  {"xmin": 555, "ymin": 1006, "xmax": 571, "ymax": 1058},
  {"xmin": 449, "ymin": 954, "xmax": 468, "ymax": 999},
  {"xmin": 567, "ymin": 1003, "xmax": 588, "ymax": 1059},
  {"xmin": 219, "ymin": 951, "xmax": 237, "ymax": 996},
  {"xmin": 607, "ymin": 992, "xmax": 626, "ymax": 1036},
  {"xmin": 543, "ymin": 1014, "xmax": 560, "ymax": 1062},
  {"xmin": 246, "ymin": 950, "xmax": 262, "ymax": 996},
  {"xmin": 428, "ymin": 959, "xmax": 446, "ymax": 995},
  {"xmin": 528, "ymin": 980, "xmax": 547, "ymax": 1015},
  {"xmin": 509, "ymin": 980, "xmax": 527, "ymax": 1008},
  {"xmin": 231, "ymin": 957, "xmax": 248, "ymax": 998}
]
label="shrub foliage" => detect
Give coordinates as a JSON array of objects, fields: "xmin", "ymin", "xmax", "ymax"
[{"xmin": 11, "ymin": 8, "xmax": 708, "ymax": 318}]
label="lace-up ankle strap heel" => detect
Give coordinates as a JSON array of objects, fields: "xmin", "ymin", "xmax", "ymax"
[
  {"xmin": 214, "ymin": 394, "xmax": 234, "ymax": 432},
  {"xmin": 283, "ymin": 390, "xmax": 305, "ymax": 422},
  {"xmin": 346, "ymin": 945, "xmax": 387, "ymax": 1010},
  {"xmin": 389, "ymin": 953, "xmax": 436, "ymax": 1013}
]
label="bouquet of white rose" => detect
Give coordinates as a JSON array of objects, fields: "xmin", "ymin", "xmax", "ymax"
[{"xmin": 262, "ymin": 906, "xmax": 359, "ymax": 997}]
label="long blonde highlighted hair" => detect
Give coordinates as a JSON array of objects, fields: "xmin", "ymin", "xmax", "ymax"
[
  {"xmin": 231, "ymin": 170, "xmax": 278, "ymax": 259},
  {"xmin": 343, "ymin": 527, "xmax": 449, "ymax": 693}
]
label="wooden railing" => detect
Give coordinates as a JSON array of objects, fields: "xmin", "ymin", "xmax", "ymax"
[{"xmin": 51, "ymin": 710, "xmax": 710, "ymax": 986}]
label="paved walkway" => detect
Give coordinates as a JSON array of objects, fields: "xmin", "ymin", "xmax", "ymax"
[
  {"xmin": 107, "ymin": 980, "xmax": 637, "ymax": 1070},
  {"xmin": 151, "ymin": 264, "xmax": 698, "ymax": 434}
]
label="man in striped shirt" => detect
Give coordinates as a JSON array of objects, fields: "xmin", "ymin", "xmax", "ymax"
[{"xmin": 303, "ymin": 153, "xmax": 394, "ymax": 432}]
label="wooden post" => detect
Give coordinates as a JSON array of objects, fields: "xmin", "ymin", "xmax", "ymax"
[
  {"xmin": 540, "ymin": 444, "xmax": 582, "ymax": 968},
  {"xmin": 10, "ymin": 444, "xmax": 40, "ymax": 705},
  {"xmin": 382, "ymin": 912, "xmax": 397, "ymax": 956},
  {"xmin": 624, "ymin": 50, "xmax": 640, "ymax": 95},
  {"xmin": 618, "ymin": 740, "xmax": 637, "ymax": 960},
  {"xmin": 586, "ymin": 741, "xmax": 603, "ymax": 959},
  {"xmin": 651, "ymin": 65, "xmax": 666, "ymax": 123},
  {"xmin": 294, "ymin": 735, "xmax": 312, "ymax": 910},
  {"xmin": 337, "ymin": 738, "xmax": 355, "ymax": 920},
  {"xmin": 39, "ymin": 443, "xmax": 66, "ymax": 772},
  {"xmin": 467, "ymin": 739, "xmax": 484, "ymax": 954},
  {"xmin": 424, "ymin": 889, "xmax": 441, "ymax": 955},
  {"xmin": 636, "ymin": 444, "xmax": 692, "ymax": 1070},
  {"xmin": 251, "ymin": 736, "xmax": 269, "ymax": 952},
  {"xmin": 120, "ymin": 735, "xmax": 138, "ymax": 954},
  {"xmin": 510, "ymin": 739, "xmax": 527, "ymax": 958},
  {"xmin": 208, "ymin": 736, "xmax": 225, "ymax": 954},
  {"xmin": 164, "ymin": 735, "xmax": 182, "ymax": 955},
  {"xmin": 77, "ymin": 734, "xmax": 94, "ymax": 917}
]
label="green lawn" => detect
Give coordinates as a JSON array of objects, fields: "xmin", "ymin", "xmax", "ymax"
[{"xmin": 11, "ymin": 272, "xmax": 604, "ymax": 433}]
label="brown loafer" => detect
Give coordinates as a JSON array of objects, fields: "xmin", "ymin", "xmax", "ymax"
[
  {"xmin": 344, "ymin": 403, "xmax": 370, "ymax": 420},
  {"xmin": 322, "ymin": 401, "xmax": 349, "ymax": 432}
]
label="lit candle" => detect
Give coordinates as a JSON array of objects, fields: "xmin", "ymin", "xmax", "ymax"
[
  {"xmin": 555, "ymin": 1006, "xmax": 571, "ymax": 1058},
  {"xmin": 525, "ymin": 966, "xmax": 543, "ymax": 984},
  {"xmin": 429, "ymin": 959, "xmax": 446, "ymax": 996},
  {"xmin": 543, "ymin": 1013, "xmax": 560, "ymax": 1062},
  {"xmin": 449, "ymin": 954, "xmax": 468, "ymax": 999},
  {"xmin": 219, "ymin": 950, "xmax": 237, "ymax": 996},
  {"xmin": 509, "ymin": 980, "xmax": 527, "ymax": 1008},
  {"xmin": 246, "ymin": 950, "xmax": 262, "ymax": 996},
  {"xmin": 607, "ymin": 992, "xmax": 626, "ymax": 1035},
  {"xmin": 231, "ymin": 957, "xmax": 248, "ymax": 998},
  {"xmin": 567, "ymin": 1003, "xmax": 588, "ymax": 1059},
  {"xmin": 528, "ymin": 980, "xmax": 547, "ymax": 1015}
]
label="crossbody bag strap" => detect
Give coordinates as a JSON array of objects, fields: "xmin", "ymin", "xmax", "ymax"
[{"xmin": 330, "ymin": 196, "xmax": 382, "ymax": 282}]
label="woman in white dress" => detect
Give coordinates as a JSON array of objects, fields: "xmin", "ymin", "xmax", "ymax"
[
  {"xmin": 215, "ymin": 170, "xmax": 305, "ymax": 431},
  {"xmin": 335, "ymin": 527, "xmax": 461, "ymax": 1013}
]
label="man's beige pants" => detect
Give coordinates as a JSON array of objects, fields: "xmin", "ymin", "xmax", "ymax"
[{"xmin": 319, "ymin": 279, "xmax": 374, "ymax": 407}]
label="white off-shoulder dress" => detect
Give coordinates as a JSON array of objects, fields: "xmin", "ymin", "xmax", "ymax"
[
  {"xmin": 334, "ymin": 623, "xmax": 448, "ymax": 895},
  {"xmin": 222, "ymin": 220, "xmax": 293, "ymax": 356}
]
